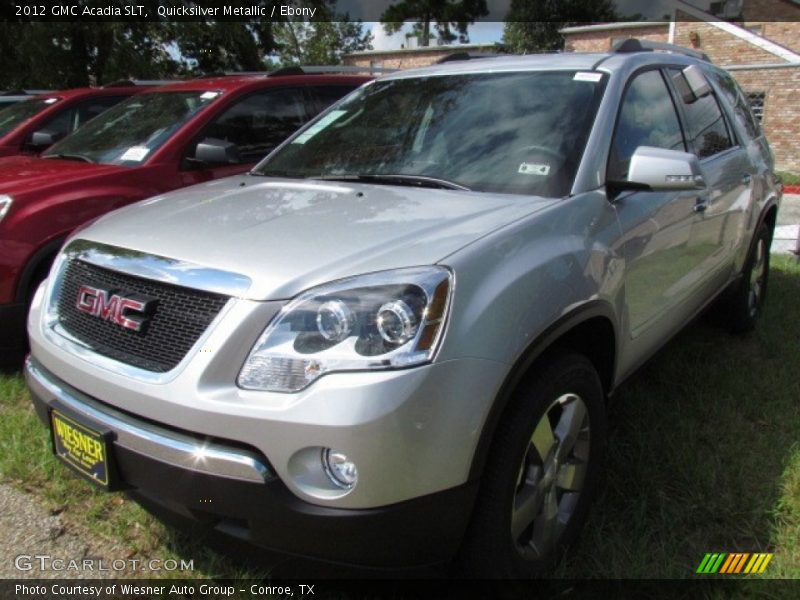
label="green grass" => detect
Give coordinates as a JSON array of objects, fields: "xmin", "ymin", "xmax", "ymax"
[
  {"xmin": 556, "ymin": 254, "xmax": 800, "ymax": 579},
  {"xmin": 776, "ymin": 171, "xmax": 800, "ymax": 186},
  {"xmin": 1, "ymin": 256, "xmax": 799, "ymax": 580},
  {"xmin": 0, "ymin": 375, "xmax": 261, "ymax": 579}
]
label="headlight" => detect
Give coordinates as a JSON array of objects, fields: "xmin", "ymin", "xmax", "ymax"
[
  {"xmin": 0, "ymin": 195, "xmax": 12, "ymax": 223},
  {"xmin": 238, "ymin": 266, "xmax": 452, "ymax": 392}
]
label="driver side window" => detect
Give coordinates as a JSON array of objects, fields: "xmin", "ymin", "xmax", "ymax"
[
  {"xmin": 188, "ymin": 88, "xmax": 308, "ymax": 165},
  {"xmin": 608, "ymin": 70, "xmax": 686, "ymax": 181}
]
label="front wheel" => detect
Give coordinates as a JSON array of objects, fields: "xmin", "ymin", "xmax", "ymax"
[{"xmin": 458, "ymin": 352, "xmax": 607, "ymax": 578}]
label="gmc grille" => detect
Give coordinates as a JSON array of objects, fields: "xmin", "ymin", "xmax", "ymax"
[{"xmin": 56, "ymin": 259, "xmax": 229, "ymax": 372}]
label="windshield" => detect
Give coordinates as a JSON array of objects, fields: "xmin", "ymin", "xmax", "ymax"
[
  {"xmin": 255, "ymin": 71, "xmax": 607, "ymax": 197},
  {"xmin": 0, "ymin": 97, "xmax": 60, "ymax": 137},
  {"xmin": 42, "ymin": 90, "xmax": 220, "ymax": 165}
]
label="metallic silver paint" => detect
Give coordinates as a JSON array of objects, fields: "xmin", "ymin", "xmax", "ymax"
[{"xmin": 27, "ymin": 51, "xmax": 780, "ymax": 512}]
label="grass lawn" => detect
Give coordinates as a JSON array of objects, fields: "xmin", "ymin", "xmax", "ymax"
[
  {"xmin": 1, "ymin": 256, "xmax": 799, "ymax": 581},
  {"xmin": 777, "ymin": 171, "xmax": 800, "ymax": 186}
]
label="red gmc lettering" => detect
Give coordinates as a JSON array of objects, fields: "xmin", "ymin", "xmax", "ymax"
[{"xmin": 75, "ymin": 286, "xmax": 147, "ymax": 332}]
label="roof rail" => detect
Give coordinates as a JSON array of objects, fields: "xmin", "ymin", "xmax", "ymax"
[
  {"xmin": 269, "ymin": 65, "xmax": 397, "ymax": 76},
  {"xmin": 612, "ymin": 38, "xmax": 711, "ymax": 63},
  {"xmin": 103, "ymin": 79, "xmax": 176, "ymax": 88},
  {"xmin": 195, "ymin": 65, "xmax": 395, "ymax": 79},
  {"xmin": 436, "ymin": 52, "xmax": 500, "ymax": 64},
  {"xmin": 0, "ymin": 90, "xmax": 27, "ymax": 96}
]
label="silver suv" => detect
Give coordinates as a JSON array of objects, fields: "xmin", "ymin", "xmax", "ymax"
[{"xmin": 25, "ymin": 43, "xmax": 780, "ymax": 577}]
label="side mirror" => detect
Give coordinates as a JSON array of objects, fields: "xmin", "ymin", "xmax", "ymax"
[
  {"xmin": 622, "ymin": 146, "xmax": 707, "ymax": 192},
  {"xmin": 28, "ymin": 129, "xmax": 63, "ymax": 149},
  {"xmin": 193, "ymin": 137, "xmax": 240, "ymax": 166}
]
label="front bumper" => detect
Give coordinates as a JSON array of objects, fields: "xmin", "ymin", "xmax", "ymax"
[{"xmin": 26, "ymin": 357, "xmax": 478, "ymax": 567}]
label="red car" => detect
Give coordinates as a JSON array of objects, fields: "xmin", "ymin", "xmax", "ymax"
[
  {"xmin": 0, "ymin": 70, "xmax": 371, "ymax": 360},
  {"xmin": 0, "ymin": 84, "xmax": 152, "ymax": 157}
]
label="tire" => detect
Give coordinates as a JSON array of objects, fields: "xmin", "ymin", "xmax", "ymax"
[
  {"xmin": 458, "ymin": 352, "xmax": 607, "ymax": 578},
  {"xmin": 728, "ymin": 222, "xmax": 772, "ymax": 333}
]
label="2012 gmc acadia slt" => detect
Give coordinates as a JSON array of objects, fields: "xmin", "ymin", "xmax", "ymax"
[{"xmin": 25, "ymin": 44, "xmax": 780, "ymax": 576}]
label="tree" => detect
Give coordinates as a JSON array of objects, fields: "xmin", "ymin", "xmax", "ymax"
[
  {"xmin": 380, "ymin": 0, "xmax": 489, "ymax": 47},
  {"xmin": 168, "ymin": 22, "xmax": 277, "ymax": 74},
  {"xmin": 503, "ymin": 0, "xmax": 617, "ymax": 53},
  {"xmin": 0, "ymin": 22, "xmax": 180, "ymax": 88},
  {"xmin": 274, "ymin": 20, "xmax": 373, "ymax": 66}
]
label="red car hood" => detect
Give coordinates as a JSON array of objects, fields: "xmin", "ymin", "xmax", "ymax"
[{"xmin": 0, "ymin": 155, "xmax": 124, "ymax": 196}]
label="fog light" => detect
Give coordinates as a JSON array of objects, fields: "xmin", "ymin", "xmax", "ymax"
[{"xmin": 321, "ymin": 448, "xmax": 358, "ymax": 489}]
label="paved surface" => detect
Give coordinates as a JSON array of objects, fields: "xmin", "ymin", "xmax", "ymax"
[
  {"xmin": 0, "ymin": 483, "xmax": 131, "ymax": 579},
  {"xmin": 774, "ymin": 193, "xmax": 799, "ymax": 255}
]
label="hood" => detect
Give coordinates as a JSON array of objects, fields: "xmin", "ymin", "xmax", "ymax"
[
  {"xmin": 79, "ymin": 175, "xmax": 557, "ymax": 300},
  {"xmin": 0, "ymin": 155, "xmax": 123, "ymax": 196}
]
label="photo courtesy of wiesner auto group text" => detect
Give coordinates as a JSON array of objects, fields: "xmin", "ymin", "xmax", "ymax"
[{"xmin": 1, "ymin": 0, "xmax": 800, "ymax": 598}]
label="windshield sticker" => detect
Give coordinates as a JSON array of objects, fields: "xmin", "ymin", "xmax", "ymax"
[
  {"xmin": 200, "ymin": 91, "xmax": 221, "ymax": 100},
  {"xmin": 292, "ymin": 110, "xmax": 348, "ymax": 145},
  {"xmin": 119, "ymin": 146, "xmax": 150, "ymax": 162},
  {"xmin": 518, "ymin": 162, "xmax": 551, "ymax": 176},
  {"xmin": 43, "ymin": 98, "xmax": 59, "ymax": 104},
  {"xmin": 573, "ymin": 72, "xmax": 603, "ymax": 82}
]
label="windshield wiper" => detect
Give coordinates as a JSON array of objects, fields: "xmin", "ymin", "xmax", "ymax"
[
  {"xmin": 43, "ymin": 153, "xmax": 95, "ymax": 164},
  {"xmin": 311, "ymin": 174, "xmax": 471, "ymax": 191}
]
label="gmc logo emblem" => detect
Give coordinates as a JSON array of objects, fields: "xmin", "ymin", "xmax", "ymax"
[{"xmin": 76, "ymin": 285, "xmax": 156, "ymax": 332}]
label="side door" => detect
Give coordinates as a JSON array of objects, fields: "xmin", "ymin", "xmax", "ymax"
[
  {"xmin": 180, "ymin": 87, "xmax": 309, "ymax": 186},
  {"xmin": 703, "ymin": 68, "xmax": 766, "ymax": 273},
  {"xmin": 610, "ymin": 68, "xmax": 707, "ymax": 341},
  {"xmin": 667, "ymin": 68, "xmax": 749, "ymax": 293}
]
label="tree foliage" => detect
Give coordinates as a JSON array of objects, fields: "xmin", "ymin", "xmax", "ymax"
[
  {"xmin": 503, "ymin": 0, "xmax": 617, "ymax": 53},
  {"xmin": 273, "ymin": 20, "xmax": 373, "ymax": 66},
  {"xmin": 166, "ymin": 22, "xmax": 276, "ymax": 74},
  {"xmin": 380, "ymin": 0, "xmax": 488, "ymax": 47},
  {"xmin": 0, "ymin": 0, "xmax": 367, "ymax": 88},
  {"xmin": 0, "ymin": 22, "xmax": 180, "ymax": 88}
]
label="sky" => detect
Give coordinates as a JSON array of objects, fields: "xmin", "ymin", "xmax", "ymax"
[{"xmin": 356, "ymin": 0, "xmax": 718, "ymax": 51}]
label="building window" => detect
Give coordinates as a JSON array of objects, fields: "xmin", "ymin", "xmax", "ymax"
[{"xmin": 747, "ymin": 92, "xmax": 766, "ymax": 123}]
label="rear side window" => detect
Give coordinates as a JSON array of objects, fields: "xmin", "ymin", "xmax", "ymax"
[
  {"xmin": 608, "ymin": 70, "xmax": 685, "ymax": 181},
  {"xmin": 670, "ymin": 68, "xmax": 734, "ymax": 159},
  {"xmin": 197, "ymin": 88, "xmax": 308, "ymax": 163},
  {"xmin": 708, "ymin": 69, "xmax": 761, "ymax": 141}
]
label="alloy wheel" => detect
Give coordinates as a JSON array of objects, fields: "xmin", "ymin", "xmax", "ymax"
[{"xmin": 511, "ymin": 393, "xmax": 590, "ymax": 560}]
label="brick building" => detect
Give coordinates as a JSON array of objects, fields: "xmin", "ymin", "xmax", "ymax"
[{"xmin": 561, "ymin": 0, "xmax": 800, "ymax": 173}]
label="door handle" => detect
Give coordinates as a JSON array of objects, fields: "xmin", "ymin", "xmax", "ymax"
[
  {"xmin": 742, "ymin": 173, "xmax": 752, "ymax": 185},
  {"xmin": 693, "ymin": 202, "xmax": 708, "ymax": 213}
]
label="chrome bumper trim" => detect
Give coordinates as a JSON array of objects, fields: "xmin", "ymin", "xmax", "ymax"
[{"xmin": 24, "ymin": 357, "xmax": 271, "ymax": 483}]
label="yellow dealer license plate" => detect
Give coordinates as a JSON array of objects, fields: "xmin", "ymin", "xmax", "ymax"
[{"xmin": 50, "ymin": 409, "xmax": 112, "ymax": 489}]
